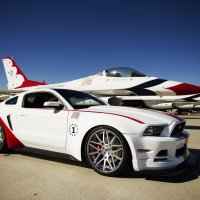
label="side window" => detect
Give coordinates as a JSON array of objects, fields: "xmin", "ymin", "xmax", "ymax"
[
  {"xmin": 23, "ymin": 92, "xmax": 59, "ymax": 108},
  {"xmin": 5, "ymin": 96, "xmax": 18, "ymax": 105}
]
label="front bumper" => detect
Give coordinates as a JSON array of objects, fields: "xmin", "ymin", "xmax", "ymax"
[
  {"xmin": 136, "ymin": 152, "xmax": 197, "ymax": 176},
  {"xmin": 124, "ymin": 131, "xmax": 190, "ymax": 171}
]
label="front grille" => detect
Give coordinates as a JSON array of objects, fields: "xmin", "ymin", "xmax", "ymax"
[
  {"xmin": 176, "ymin": 145, "xmax": 186, "ymax": 157},
  {"xmin": 171, "ymin": 122, "xmax": 186, "ymax": 137}
]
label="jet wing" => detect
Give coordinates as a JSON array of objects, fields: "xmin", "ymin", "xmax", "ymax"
[{"xmin": 116, "ymin": 94, "xmax": 200, "ymax": 101}]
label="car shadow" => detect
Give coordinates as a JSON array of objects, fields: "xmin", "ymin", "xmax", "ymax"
[
  {"xmin": 4, "ymin": 149, "xmax": 89, "ymax": 169},
  {"xmin": 4, "ymin": 148, "xmax": 200, "ymax": 183}
]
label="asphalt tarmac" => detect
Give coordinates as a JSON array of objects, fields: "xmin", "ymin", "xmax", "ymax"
[{"xmin": 0, "ymin": 113, "xmax": 199, "ymax": 200}]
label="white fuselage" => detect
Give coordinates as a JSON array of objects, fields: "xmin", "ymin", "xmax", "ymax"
[
  {"xmin": 16, "ymin": 75, "xmax": 180, "ymax": 96},
  {"xmin": 2, "ymin": 57, "xmax": 200, "ymax": 111}
]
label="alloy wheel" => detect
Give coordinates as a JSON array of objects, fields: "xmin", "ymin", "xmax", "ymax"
[{"xmin": 86, "ymin": 128, "xmax": 124, "ymax": 173}]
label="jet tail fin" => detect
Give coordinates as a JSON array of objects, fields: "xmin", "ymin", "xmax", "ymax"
[{"xmin": 2, "ymin": 57, "xmax": 47, "ymax": 89}]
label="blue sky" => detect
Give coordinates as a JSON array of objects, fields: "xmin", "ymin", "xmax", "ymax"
[{"xmin": 0, "ymin": 0, "xmax": 199, "ymax": 89}]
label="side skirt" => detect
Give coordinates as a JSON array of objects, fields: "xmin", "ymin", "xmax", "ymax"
[{"xmin": 20, "ymin": 147, "xmax": 78, "ymax": 161}]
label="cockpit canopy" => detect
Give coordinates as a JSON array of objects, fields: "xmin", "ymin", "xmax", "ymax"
[{"xmin": 97, "ymin": 67, "xmax": 146, "ymax": 77}]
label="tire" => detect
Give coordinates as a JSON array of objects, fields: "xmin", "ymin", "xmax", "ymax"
[
  {"xmin": 0, "ymin": 123, "xmax": 8, "ymax": 153},
  {"xmin": 84, "ymin": 126, "xmax": 131, "ymax": 176}
]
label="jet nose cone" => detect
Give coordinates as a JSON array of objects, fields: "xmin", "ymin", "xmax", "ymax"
[{"xmin": 167, "ymin": 83, "xmax": 200, "ymax": 95}]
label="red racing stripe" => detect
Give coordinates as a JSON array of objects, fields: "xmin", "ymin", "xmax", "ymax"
[
  {"xmin": 142, "ymin": 108, "xmax": 184, "ymax": 122},
  {"xmin": 11, "ymin": 107, "xmax": 145, "ymax": 124},
  {"xmin": 70, "ymin": 110, "xmax": 145, "ymax": 124}
]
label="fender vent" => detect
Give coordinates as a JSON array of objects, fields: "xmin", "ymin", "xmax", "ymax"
[{"xmin": 7, "ymin": 115, "xmax": 13, "ymax": 131}]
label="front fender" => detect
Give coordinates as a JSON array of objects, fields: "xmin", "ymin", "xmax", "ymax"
[{"xmin": 65, "ymin": 110, "xmax": 146, "ymax": 161}]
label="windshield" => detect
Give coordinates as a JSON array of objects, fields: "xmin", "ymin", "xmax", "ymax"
[
  {"xmin": 54, "ymin": 89, "xmax": 106, "ymax": 109},
  {"xmin": 98, "ymin": 67, "xmax": 146, "ymax": 77}
]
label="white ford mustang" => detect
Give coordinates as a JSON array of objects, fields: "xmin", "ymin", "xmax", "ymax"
[{"xmin": 0, "ymin": 88, "xmax": 189, "ymax": 176}]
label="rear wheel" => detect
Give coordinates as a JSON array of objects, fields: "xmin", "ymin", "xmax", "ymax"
[
  {"xmin": 0, "ymin": 123, "xmax": 8, "ymax": 153},
  {"xmin": 84, "ymin": 126, "xmax": 131, "ymax": 176}
]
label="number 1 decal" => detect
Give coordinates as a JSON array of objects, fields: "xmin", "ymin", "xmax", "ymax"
[{"xmin": 69, "ymin": 124, "xmax": 79, "ymax": 136}]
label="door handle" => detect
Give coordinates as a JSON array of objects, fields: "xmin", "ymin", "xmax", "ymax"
[{"xmin": 19, "ymin": 113, "xmax": 27, "ymax": 116}]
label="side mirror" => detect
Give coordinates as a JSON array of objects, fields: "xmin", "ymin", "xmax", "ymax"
[{"xmin": 43, "ymin": 101, "xmax": 63, "ymax": 109}]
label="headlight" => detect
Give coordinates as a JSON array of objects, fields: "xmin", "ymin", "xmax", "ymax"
[{"xmin": 143, "ymin": 126, "xmax": 165, "ymax": 136}]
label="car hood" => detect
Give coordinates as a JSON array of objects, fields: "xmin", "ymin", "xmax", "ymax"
[{"xmin": 85, "ymin": 106, "xmax": 179, "ymax": 125}]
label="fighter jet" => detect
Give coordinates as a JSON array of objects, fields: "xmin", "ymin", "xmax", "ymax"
[{"xmin": 1, "ymin": 57, "xmax": 200, "ymax": 113}]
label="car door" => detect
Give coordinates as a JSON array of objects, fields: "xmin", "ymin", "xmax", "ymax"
[{"xmin": 15, "ymin": 92, "xmax": 69, "ymax": 151}]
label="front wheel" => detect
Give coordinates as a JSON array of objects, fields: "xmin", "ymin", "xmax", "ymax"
[
  {"xmin": 0, "ymin": 123, "xmax": 8, "ymax": 153},
  {"xmin": 84, "ymin": 126, "xmax": 131, "ymax": 176}
]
